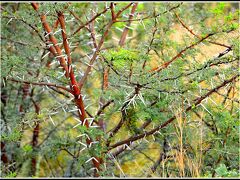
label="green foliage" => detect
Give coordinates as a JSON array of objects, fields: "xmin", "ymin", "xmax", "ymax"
[
  {"xmin": 211, "ymin": 3, "xmax": 226, "ymax": 15},
  {"xmin": 22, "ymin": 144, "xmax": 33, "ymax": 153},
  {"xmin": 1, "ymin": 128, "xmax": 22, "ymax": 142},
  {"xmin": 1, "ymin": 54, "xmax": 27, "ymax": 78},
  {"xmin": 215, "ymin": 164, "xmax": 239, "ymax": 177},
  {"xmin": 4, "ymin": 171, "xmax": 17, "ymax": 178},
  {"xmin": 124, "ymin": 107, "xmax": 141, "ymax": 135},
  {"xmin": 103, "ymin": 48, "xmax": 140, "ymax": 69}
]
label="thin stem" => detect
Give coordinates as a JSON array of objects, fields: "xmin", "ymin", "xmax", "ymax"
[{"xmin": 9, "ymin": 78, "xmax": 73, "ymax": 94}]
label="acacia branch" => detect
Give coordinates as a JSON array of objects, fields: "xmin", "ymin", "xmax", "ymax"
[
  {"xmin": 57, "ymin": 12, "xmax": 81, "ymax": 96},
  {"xmin": 96, "ymin": 99, "xmax": 114, "ymax": 116},
  {"xmin": 142, "ymin": 10, "xmax": 158, "ymax": 69},
  {"xmin": 115, "ymin": 3, "xmax": 182, "ymax": 23},
  {"xmin": 119, "ymin": 3, "xmax": 138, "ymax": 46},
  {"xmin": 30, "ymin": 97, "xmax": 40, "ymax": 176},
  {"xmin": 71, "ymin": 6, "xmax": 109, "ymax": 36},
  {"xmin": 31, "ymin": 3, "xmax": 69, "ymax": 77},
  {"xmin": 149, "ymin": 33, "xmax": 214, "ymax": 73},
  {"xmin": 108, "ymin": 74, "xmax": 239, "ymax": 151},
  {"xmin": 148, "ymin": 47, "xmax": 234, "ymax": 84},
  {"xmin": 78, "ymin": 21, "xmax": 113, "ymax": 90},
  {"xmin": 115, "ymin": 3, "xmax": 134, "ymax": 19},
  {"xmin": 0, "ymin": 12, "xmax": 45, "ymax": 43},
  {"xmin": 57, "ymin": 10, "xmax": 102, "ymax": 176},
  {"xmin": 110, "ymin": 2, "xmax": 116, "ymax": 20},
  {"xmin": 175, "ymin": 12, "xmax": 232, "ymax": 49},
  {"xmin": 1, "ymin": 36, "xmax": 28, "ymax": 46},
  {"xmin": 78, "ymin": 3, "xmax": 134, "ymax": 90}
]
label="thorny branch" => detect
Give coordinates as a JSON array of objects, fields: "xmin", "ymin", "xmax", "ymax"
[
  {"xmin": 108, "ymin": 74, "xmax": 239, "ymax": 151},
  {"xmin": 78, "ymin": 3, "xmax": 134, "ymax": 90},
  {"xmin": 71, "ymin": 6, "xmax": 110, "ymax": 36}
]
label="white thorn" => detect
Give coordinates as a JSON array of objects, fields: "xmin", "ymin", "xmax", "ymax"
[
  {"xmin": 89, "ymin": 141, "xmax": 99, "ymax": 148},
  {"xmin": 78, "ymin": 109, "xmax": 82, "ymax": 115},
  {"xmin": 6, "ymin": 18, "xmax": 13, "ymax": 25},
  {"xmin": 124, "ymin": 144, "xmax": 131, "ymax": 150},
  {"xmin": 77, "ymin": 133, "xmax": 90, "ymax": 140},
  {"xmin": 78, "ymin": 141, "xmax": 87, "ymax": 147},
  {"xmin": 42, "ymin": 52, "xmax": 50, "ymax": 59},
  {"xmin": 68, "ymin": 108, "xmax": 79, "ymax": 112},
  {"xmin": 89, "ymin": 125, "xmax": 100, "ymax": 128},
  {"xmin": 53, "ymin": 29, "xmax": 62, "ymax": 35},
  {"xmin": 89, "ymin": 167, "xmax": 99, "ymax": 172},
  {"xmin": 49, "ymin": 116, "xmax": 56, "ymax": 126},
  {"xmin": 80, "ymin": 147, "xmax": 86, "ymax": 152},
  {"xmin": 85, "ymin": 157, "xmax": 99, "ymax": 164},
  {"xmin": 116, "ymin": 27, "xmax": 123, "ymax": 32},
  {"xmin": 45, "ymin": 31, "xmax": 52, "ymax": 37},
  {"xmin": 73, "ymin": 122, "xmax": 82, "ymax": 128}
]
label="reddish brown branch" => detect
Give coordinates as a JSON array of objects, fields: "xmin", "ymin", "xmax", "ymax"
[
  {"xmin": 149, "ymin": 33, "xmax": 214, "ymax": 73},
  {"xmin": 115, "ymin": 3, "xmax": 134, "ymax": 19},
  {"xmin": 19, "ymin": 83, "xmax": 30, "ymax": 113},
  {"xmin": 175, "ymin": 12, "xmax": 231, "ymax": 49},
  {"xmin": 57, "ymin": 10, "xmax": 103, "ymax": 176},
  {"xmin": 142, "ymin": 10, "xmax": 158, "ymax": 69},
  {"xmin": 30, "ymin": 98, "xmax": 40, "ymax": 176},
  {"xmin": 78, "ymin": 3, "xmax": 133, "ymax": 90},
  {"xmin": 110, "ymin": 2, "xmax": 116, "ymax": 20},
  {"xmin": 119, "ymin": 3, "xmax": 138, "ymax": 46},
  {"xmin": 31, "ymin": 3, "xmax": 69, "ymax": 77},
  {"xmin": 103, "ymin": 67, "xmax": 110, "ymax": 90},
  {"xmin": 115, "ymin": 3, "xmax": 182, "ymax": 23},
  {"xmin": 78, "ymin": 20, "xmax": 114, "ymax": 90},
  {"xmin": 1, "ymin": 142, "xmax": 8, "ymax": 164},
  {"xmin": 57, "ymin": 12, "xmax": 80, "ymax": 96},
  {"xmin": 53, "ymin": 19, "xmax": 59, "ymax": 31},
  {"xmin": 96, "ymin": 99, "xmax": 114, "ymax": 117}
]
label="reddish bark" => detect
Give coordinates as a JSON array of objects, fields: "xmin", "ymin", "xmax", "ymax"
[
  {"xmin": 19, "ymin": 83, "xmax": 30, "ymax": 113},
  {"xmin": 149, "ymin": 33, "xmax": 214, "ymax": 73},
  {"xmin": 30, "ymin": 98, "xmax": 40, "ymax": 176},
  {"xmin": 31, "ymin": 123, "xmax": 40, "ymax": 175},
  {"xmin": 1, "ymin": 142, "xmax": 8, "ymax": 164},
  {"xmin": 119, "ymin": 3, "xmax": 138, "ymax": 46}
]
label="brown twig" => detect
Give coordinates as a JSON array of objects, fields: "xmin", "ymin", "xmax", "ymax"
[
  {"xmin": 115, "ymin": 3, "xmax": 134, "ymax": 20},
  {"xmin": 9, "ymin": 78, "xmax": 73, "ymax": 94},
  {"xmin": 71, "ymin": 6, "xmax": 110, "ymax": 36}
]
